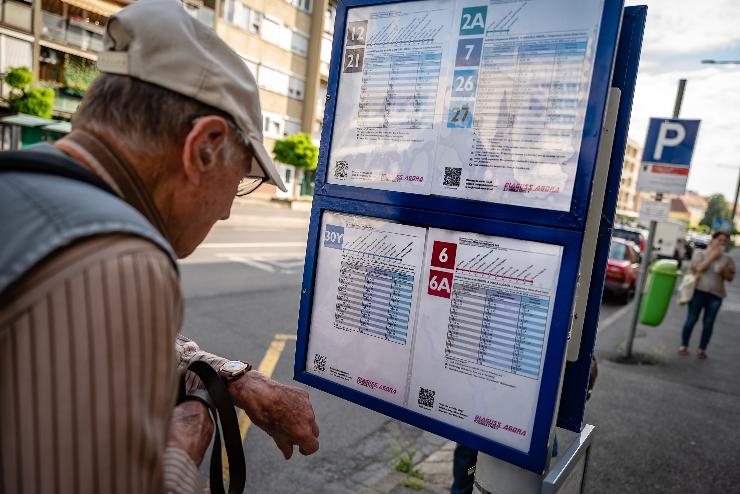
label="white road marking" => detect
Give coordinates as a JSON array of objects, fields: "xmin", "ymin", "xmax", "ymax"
[
  {"xmin": 198, "ymin": 242, "xmax": 306, "ymax": 248},
  {"xmin": 598, "ymin": 303, "xmax": 633, "ymax": 332},
  {"xmin": 210, "ymin": 253, "xmax": 305, "ymax": 274}
]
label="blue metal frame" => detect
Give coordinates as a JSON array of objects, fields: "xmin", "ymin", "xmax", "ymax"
[
  {"xmin": 294, "ymin": 0, "xmax": 632, "ymax": 475},
  {"xmin": 294, "ymin": 195, "xmax": 582, "ymax": 473},
  {"xmin": 557, "ymin": 5, "xmax": 647, "ymax": 431},
  {"xmin": 314, "ymin": 0, "xmax": 625, "ymax": 231}
]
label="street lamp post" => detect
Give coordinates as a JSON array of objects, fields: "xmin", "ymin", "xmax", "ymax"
[{"xmin": 702, "ymin": 60, "xmax": 740, "ymax": 235}]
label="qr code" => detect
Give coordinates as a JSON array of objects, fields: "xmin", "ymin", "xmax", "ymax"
[
  {"xmin": 313, "ymin": 354, "xmax": 327, "ymax": 372},
  {"xmin": 443, "ymin": 167, "xmax": 462, "ymax": 187},
  {"xmin": 335, "ymin": 160, "xmax": 349, "ymax": 179},
  {"xmin": 417, "ymin": 387, "xmax": 435, "ymax": 409}
]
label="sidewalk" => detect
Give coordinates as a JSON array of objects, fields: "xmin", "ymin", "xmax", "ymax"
[{"xmin": 374, "ymin": 248, "xmax": 740, "ymax": 494}]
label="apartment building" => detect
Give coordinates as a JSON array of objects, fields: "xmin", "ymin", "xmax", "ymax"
[
  {"xmin": 215, "ymin": 0, "xmax": 335, "ymax": 198},
  {"xmin": 616, "ymin": 137, "xmax": 641, "ymax": 213},
  {"xmin": 1, "ymin": 0, "xmax": 338, "ymax": 198}
]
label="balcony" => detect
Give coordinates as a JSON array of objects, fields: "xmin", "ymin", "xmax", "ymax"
[
  {"xmin": 41, "ymin": 10, "xmax": 105, "ymax": 53},
  {"xmin": 1, "ymin": 0, "xmax": 33, "ymax": 32}
]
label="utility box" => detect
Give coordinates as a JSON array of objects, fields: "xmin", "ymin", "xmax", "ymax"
[{"xmin": 639, "ymin": 260, "xmax": 679, "ymax": 326}]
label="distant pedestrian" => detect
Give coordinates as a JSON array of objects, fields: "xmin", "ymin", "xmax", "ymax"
[{"xmin": 679, "ymin": 231, "xmax": 735, "ymax": 358}]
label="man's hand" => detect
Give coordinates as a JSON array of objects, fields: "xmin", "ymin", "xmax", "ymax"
[
  {"xmin": 228, "ymin": 370, "xmax": 319, "ymax": 459},
  {"xmin": 167, "ymin": 400, "xmax": 214, "ymax": 465}
]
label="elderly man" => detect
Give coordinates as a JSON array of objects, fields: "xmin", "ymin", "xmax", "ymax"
[{"xmin": 0, "ymin": 0, "xmax": 319, "ymax": 492}]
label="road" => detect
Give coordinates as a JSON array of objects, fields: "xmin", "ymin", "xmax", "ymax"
[{"xmin": 179, "ymin": 203, "xmax": 630, "ymax": 493}]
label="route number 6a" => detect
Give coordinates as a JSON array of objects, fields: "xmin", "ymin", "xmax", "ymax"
[{"xmin": 428, "ymin": 270, "xmax": 453, "ymax": 299}]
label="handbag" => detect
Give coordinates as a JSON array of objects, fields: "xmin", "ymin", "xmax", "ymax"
[
  {"xmin": 178, "ymin": 361, "xmax": 246, "ymax": 494},
  {"xmin": 677, "ymin": 272, "xmax": 698, "ymax": 305}
]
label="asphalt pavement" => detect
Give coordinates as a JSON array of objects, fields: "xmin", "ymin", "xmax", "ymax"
[{"xmin": 178, "ymin": 203, "xmax": 698, "ymax": 494}]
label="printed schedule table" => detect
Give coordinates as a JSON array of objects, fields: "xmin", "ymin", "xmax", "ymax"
[
  {"xmin": 446, "ymin": 284, "xmax": 548, "ymax": 378},
  {"xmin": 335, "ymin": 259, "xmax": 414, "ymax": 344},
  {"xmin": 358, "ymin": 50, "xmax": 443, "ymax": 130}
]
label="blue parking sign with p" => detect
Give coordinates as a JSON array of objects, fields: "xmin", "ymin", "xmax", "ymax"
[{"xmin": 641, "ymin": 118, "xmax": 700, "ymax": 165}]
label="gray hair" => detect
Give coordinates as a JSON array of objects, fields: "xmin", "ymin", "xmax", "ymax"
[{"xmin": 73, "ymin": 73, "xmax": 248, "ymax": 163}]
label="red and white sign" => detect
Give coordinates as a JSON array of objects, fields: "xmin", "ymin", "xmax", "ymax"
[
  {"xmin": 428, "ymin": 269, "xmax": 453, "ymax": 299},
  {"xmin": 431, "ymin": 241, "xmax": 457, "ymax": 269}
]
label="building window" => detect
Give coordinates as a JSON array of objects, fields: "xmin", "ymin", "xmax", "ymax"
[
  {"xmin": 261, "ymin": 16, "xmax": 281, "ymax": 45},
  {"xmin": 288, "ymin": 76, "xmax": 305, "ymax": 100},
  {"xmin": 0, "ymin": 34, "xmax": 32, "ymax": 73},
  {"xmin": 2, "ymin": 0, "xmax": 33, "ymax": 32},
  {"xmin": 291, "ymin": 31, "xmax": 309, "ymax": 56},
  {"xmin": 324, "ymin": 2, "xmax": 336, "ymax": 34},
  {"xmin": 292, "ymin": 0, "xmax": 312, "ymax": 13},
  {"xmin": 258, "ymin": 65, "xmax": 290, "ymax": 94},
  {"xmin": 316, "ymin": 82, "xmax": 327, "ymax": 117},
  {"xmin": 320, "ymin": 34, "xmax": 332, "ymax": 63},
  {"xmin": 284, "ymin": 118, "xmax": 301, "ymax": 136},
  {"xmin": 263, "ymin": 112, "xmax": 284, "ymax": 138}
]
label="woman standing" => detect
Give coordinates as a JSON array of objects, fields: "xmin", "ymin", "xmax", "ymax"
[{"xmin": 679, "ymin": 232, "xmax": 735, "ymax": 358}]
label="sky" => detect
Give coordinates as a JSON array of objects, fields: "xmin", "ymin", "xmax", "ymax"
[{"xmin": 624, "ymin": 0, "xmax": 740, "ymax": 200}]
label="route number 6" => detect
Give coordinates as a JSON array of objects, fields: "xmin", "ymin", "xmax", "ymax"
[{"xmin": 431, "ymin": 241, "xmax": 457, "ymax": 270}]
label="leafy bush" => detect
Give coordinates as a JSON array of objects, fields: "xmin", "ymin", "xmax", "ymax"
[
  {"xmin": 273, "ymin": 132, "xmax": 318, "ymax": 170},
  {"xmin": 4, "ymin": 66, "xmax": 33, "ymax": 90},
  {"xmin": 12, "ymin": 87, "xmax": 55, "ymax": 119},
  {"xmin": 3, "ymin": 66, "xmax": 55, "ymax": 118}
]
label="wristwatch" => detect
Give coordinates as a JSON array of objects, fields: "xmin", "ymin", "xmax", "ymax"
[{"xmin": 218, "ymin": 360, "xmax": 252, "ymax": 381}]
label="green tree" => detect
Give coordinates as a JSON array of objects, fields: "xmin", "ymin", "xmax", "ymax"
[
  {"xmin": 63, "ymin": 56, "xmax": 98, "ymax": 94},
  {"xmin": 700, "ymin": 193, "xmax": 731, "ymax": 228},
  {"xmin": 272, "ymin": 132, "xmax": 318, "ymax": 170},
  {"xmin": 3, "ymin": 66, "xmax": 54, "ymax": 118}
]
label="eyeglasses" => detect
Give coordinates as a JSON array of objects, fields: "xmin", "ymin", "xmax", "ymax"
[{"xmin": 236, "ymin": 176, "xmax": 264, "ymax": 196}]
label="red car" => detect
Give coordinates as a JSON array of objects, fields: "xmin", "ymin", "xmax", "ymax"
[{"xmin": 604, "ymin": 238, "xmax": 641, "ymax": 304}]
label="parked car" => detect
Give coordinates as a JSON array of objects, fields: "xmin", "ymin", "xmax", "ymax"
[
  {"xmin": 612, "ymin": 225, "xmax": 646, "ymax": 252},
  {"xmin": 604, "ymin": 238, "xmax": 641, "ymax": 304}
]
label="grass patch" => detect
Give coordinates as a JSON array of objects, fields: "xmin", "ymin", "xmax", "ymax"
[{"xmin": 400, "ymin": 477, "xmax": 426, "ymax": 490}]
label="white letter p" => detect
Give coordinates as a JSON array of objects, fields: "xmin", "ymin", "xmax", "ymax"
[{"xmin": 653, "ymin": 121, "xmax": 685, "ymax": 161}]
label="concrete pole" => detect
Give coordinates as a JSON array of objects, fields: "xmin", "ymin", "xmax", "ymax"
[
  {"xmin": 624, "ymin": 79, "xmax": 686, "ymax": 358},
  {"xmin": 473, "ymin": 455, "xmax": 542, "ymax": 494}
]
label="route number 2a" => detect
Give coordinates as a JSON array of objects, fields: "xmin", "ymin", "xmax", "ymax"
[
  {"xmin": 459, "ymin": 6, "xmax": 487, "ymax": 36},
  {"xmin": 428, "ymin": 270, "xmax": 453, "ymax": 299}
]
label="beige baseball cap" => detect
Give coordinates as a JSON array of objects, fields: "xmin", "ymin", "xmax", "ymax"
[{"xmin": 96, "ymin": 0, "xmax": 286, "ymax": 191}]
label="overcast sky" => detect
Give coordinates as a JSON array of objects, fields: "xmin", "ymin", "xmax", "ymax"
[{"xmin": 624, "ymin": 0, "xmax": 740, "ymax": 200}]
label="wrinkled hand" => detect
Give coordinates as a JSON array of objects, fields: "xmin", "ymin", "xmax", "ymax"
[
  {"xmin": 167, "ymin": 400, "xmax": 214, "ymax": 466},
  {"xmin": 228, "ymin": 370, "xmax": 319, "ymax": 459}
]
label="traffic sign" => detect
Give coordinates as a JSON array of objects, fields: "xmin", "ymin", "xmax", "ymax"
[
  {"xmin": 639, "ymin": 200, "xmax": 670, "ymax": 223},
  {"xmin": 637, "ymin": 118, "xmax": 700, "ymax": 195}
]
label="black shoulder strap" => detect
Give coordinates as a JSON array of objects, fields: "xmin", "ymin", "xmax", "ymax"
[
  {"xmin": 0, "ymin": 149, "xmax": 117, "ymax": 196},
  {"xmin": 179, "ymin": 361, "xmax": 247, "ymax": 494}
]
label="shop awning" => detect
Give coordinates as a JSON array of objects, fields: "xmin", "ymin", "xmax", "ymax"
[{"xmin": 61, "ymin": 0, "xmax": 123, "ymax": 18}]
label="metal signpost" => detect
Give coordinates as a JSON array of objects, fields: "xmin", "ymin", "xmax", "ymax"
[
  {"xmin": 626, "ymin": 82, "xmax": 701, "ymax": 358},
  {"xmin": 294, "ymin": 1, "xmax": 645, "ymax": 491}
]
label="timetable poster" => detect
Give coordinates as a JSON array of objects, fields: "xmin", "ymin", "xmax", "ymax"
[
  {"xmin": 327, "ymin": 0, "xmax": 606, "ymax": 211},
  {"xmin": 307, "ymin": 212, "xmax": 427, "ymax": 406},
  {"xmin": 431, "ymin": 0, "xmax": 604, "ymax": 211},
  {"xmin": 409, "ymin": 229, "xmax": 562, "ymax": 452},
  {"xmin": 327, "ymin": 0, "xmax": 453, "ymax": 193}
]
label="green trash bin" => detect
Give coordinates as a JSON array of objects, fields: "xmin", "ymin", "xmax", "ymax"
[{"xmin": 639, "ymin": 259, "xmax": 679, "ymax": 326}]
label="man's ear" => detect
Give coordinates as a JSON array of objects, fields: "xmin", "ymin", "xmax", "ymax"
[{"xmin": 181, "ymin": 116, "xmax": 230, "ymax": 187}]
